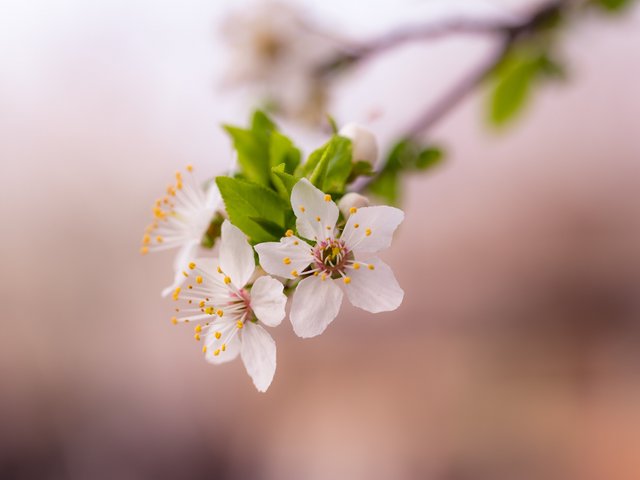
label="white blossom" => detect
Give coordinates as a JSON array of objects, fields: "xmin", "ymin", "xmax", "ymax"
[
  {"xmin": 171, "ymin": 221, "xmax": 287, "ymax": 392},
  {"xmin": 338, "ymin": 192, "xmax": 370, "ymax": 218},
  {"xmin": 339, "ymin": 123, "xmax": 379, "ymax": 166},
  {"xmin": 141, "ymin": 166, "xmax": 220, "ymax": 297},
  {"xmin": 255, "ymin": 179, "xmax": 404, "ymax": 338}
]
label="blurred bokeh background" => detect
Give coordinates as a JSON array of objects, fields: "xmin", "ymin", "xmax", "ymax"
[{"xmin": 1, "ymin": 0, "xmax": 639, "ymax": 479}]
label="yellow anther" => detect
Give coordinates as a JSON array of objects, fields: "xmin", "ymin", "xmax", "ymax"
[
  {"xmin": 321, "ymin": 273, "xmax": 327, "ymax": 281},
  {"xmin": 224, "ymin": 276, "xmax": 231, "ymax": 285},
  {"xmin": 156, "ymin": 236, "xmax": 163, "ymax": 244},
  {"xmin": 283, "ymin": 257, "xmax": 291, "ymax": 265},
  {"xmin": 182, "ymin": 271, "xmax": 189, "ymax": 277},
  {"xmin": 196, "ymin": 276, "xmax": 203, "ymax": 284},
  {"xmin": 214, "ymin": 349, "xmax": 220, "ymax": 356},
  {"xmin": 199, "ymin": 300, "xmax": 205, "ymax": 308},
  {"xmin": 221, "ymin": 344, "xmax": 227, "ymax": 352},
  {"xmin": 316, "ymin": 216, "xmax": 321, "ymax": 222},
  {"xmin": 368, "ymin": 264, "xmax": 375, "ymax": 270},
  {"xmin": 142, "ymin": 234, "xmax": 151, "ymax": 245},
  {"xmin": 202, "ymin": 345, "xmax": 207, "ymax": 354},
  {"xmin": 324, "ymin": 194, "xmax": 331, "ymax": 202},
  {"xmin": 350, "ymin": 207, "xmax": 358, "ymax": 214},
  {"xmin": 215, "ymin": 331, "xmax": 222, "ymax": 339},
  {"xmin": 140, "ymin": 246, "xmax": 149, "ymax": 255},
  {"xmin": 188, "ymin": 262, "xmax": 196, "ymax": 270},
  {"xmin": 299, "ymin": 205, "xmax": 305, "ymax": 212},
  {"xmin": 186, "ymin": 164, "xmax": 193, "ymax": 172},
  {"xmin": 194, "ymin": 333, "xmax": 201, "ymax": 341},
  {"xmin": 216, "ymin": 309, "xmax": 224, "ymax": 317},
  {"xmin": 353, "ymin": 263, "xmax": 361, "ymax": 270},
  {"xmin": 354, "ymin": 223, "xmax": 360, "ymax": 228},
  {"xmin": 175, "ymin": 171, "xmax": 182, "ymax": 180},
  {"xmin": 313, "ymin": 271, "xmax": 319, "ymax": 276},
  {"xmin": 365, "ymin": 228, "xmax": 372, "ymax": 236},
  {"xmin": 171, "ymin": 317, "xmax": 178, "ymax": 325},
  {"xmin": 294, "ymin": 241, "xmax": 299, "ymax": 245},
  {"xmin": 205, "ymin": 307, "xmax": 214, "ymax": 315},
  {"xmin": 194, "ymin": 324, "xmax": 202, "ymax": 333},
  {"xmin": 326, "ymin": 226, "xmax": 331, "ymax": 230},
  {"xmin": 291, "ymin": 270, "xmax": 299, "ymax": 277},
  {"xmin": 187, "ymin": 285, "xmax": 193, "ymax": 290},
  {"xmin": 176, "ymin": 181, "xmax": 183, "ymax": 190},
  {"xmin": 343, "ymin": 276, "xmax": 351, "ymax": 284},
  {"xmin": 217, "ymin": 266, "xmax": 223, "ymax": 273},
  {"xmin": 172, "ymin": 287, "xmax": 181, "ymax": 301},
  {"xmin": 236, "ymin": 320, "xmax": 244, "ymax": 329},
  {"xmin": 285, "ymin": 229, "xmax": 294, "ymax": 237}
]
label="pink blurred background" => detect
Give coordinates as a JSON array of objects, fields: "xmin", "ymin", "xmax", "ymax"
[{"xmin": 1, "ymin": 0, "xmax": 639, "ymax": 479}]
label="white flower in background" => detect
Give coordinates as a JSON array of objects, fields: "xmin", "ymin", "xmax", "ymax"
[
  {"xmin": 172, "ymin": 220, "xmax": 287, "ymax": 392},
  {"xmin": 255, "ymin": 179, "xmax": 404, "ymax": 338},
  {"xmin": 221, "ymin": 1, "xmax": 337, "ymax": 123},
  {"xmin": 339, "ymin": 123, "xmax": 379, "ymax": 166},
  {"xmin": 140, "ymin": 165, "xmax": 220, "ymax": 297}
]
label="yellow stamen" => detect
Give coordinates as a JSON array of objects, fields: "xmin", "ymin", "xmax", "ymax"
[
  {"xmin": 283, "ymin": 257, "xmax": 291, "ymax": 265},
  {"xmin": 182, "ymin": 271, "xmax": 189, "ymax": 277},
  {"xmin": 291, "ymin": 270, "xmax": 299, "ymax": 277},
  {"xmin": 343, "ymin": 276, "xmax": 351, "ymax": 284},
  {"xmin": 194, "ymin": 333, "xmax": 200, "ymax": 341},
  {"xmin": 285, "ymin": 229, "xmax": 294, "ymax": 237},
  {"xmin": 299, "ymin": 205, "xmax": 305, "ymax": 212},
  {"xmin": 316, "ymin": 216, "xmax": 321, "ymax": 222},
  {"xmin": 196, "ymin": 276, "xmax": 203, "ymax": 284},
  {"xmin": 215, "ymin": 331, "xmax": 222, "ymax": 339},
  {"xmin": 365, "ymin": 228, "xmax": 372, "ymax": 236},
  {"xmin": 294, "ymin": 240, "xmax": 299, "ymax": 245},
  {"xmin": 172, "ymin": 287, "xmax": 181, "ymax": 301},
  {"xmin": 171, "ymin": 317, "xmax": 178, "ymax": 325},
  {"xmin": 221, "ymin": 344, "xmax": 227, "ymax": 352},
  {"xmin": 217, "ymin": 266, "xmax": 223, "ymax": 273},
  {"xmin": 350, "ymin": 207, "xmax": 357, "ymax": 214},
  {"xmin": 217, "ymin": 309, "xmax": 224, "ymax": 317},
  {"xmin": 324, "ymin": 194, "xmax": 331, "ymax": 202},
  {"xmin": 353, "ymin": 263, "xmax": 361, "ymax": 270},
  {"xmin": 321, "ymin": 273, "xmax": 327, "ymax": 281},
  {"xmin": 205, "ymin": 307, "xmax": 214, "ymax": 315},
  {"xmin": 140, "ymin": 246, "xmax": 149, "ymax": 255},
  {"xmin": 224, "ymin": 276, "xmax": 231, "ymax": 285},
  {"xmin": 188, "ymin": 262, "xmax": 196, "ymax": 270},
  {"xmin": 368, "ymin": 264, "xmax": 375, "ymax": 270},
  {"xmin": 354, "ymin": 223, "xmax": 360, "ymax": 228},
  {"xmin": 214, "ymin": 349, "xmax": 220, "ymax": 356},
  {"xmin": 202, "ymin": 345, "xmax": 207, "ymax": 354},
  {"xmin": 195, "ymin": 325, "xmax": 202, "ymax": 333},
  {"xmin": 142, "ymin": 234, "xmax": 151, "ymax": 245},
  {"xmin": 236, "ymin": 320, "xmax": 244, "ymax": 329},
  {"xmin": 186, "ymin": 164, "xmax": 193, "ymax": 172}
]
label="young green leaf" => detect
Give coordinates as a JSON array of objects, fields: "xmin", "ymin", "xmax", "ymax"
[
  {"xmin": 215, "ymin": 176, "xmax": 291, "ymax": 244},
  {"xmin": 271, "ymin": 163, "xmax": 299, "ymax": 199}
]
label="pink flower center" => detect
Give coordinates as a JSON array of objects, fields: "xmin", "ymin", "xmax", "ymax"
[{"xmin": 312, "ymin": 238, "xmax": 351, "ymax": 276}]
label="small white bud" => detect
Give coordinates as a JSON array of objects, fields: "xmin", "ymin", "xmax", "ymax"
[
  {"xmin": 339, "ymin": 123, "xmax": 378, "ymax": 165},
  {"xmin": 338, "ymin": 193, "xmax": 370, "ymax": 217}
]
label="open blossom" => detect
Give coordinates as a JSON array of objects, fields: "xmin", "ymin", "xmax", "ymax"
[
  {"xmin": 140, "ymin": 165, "xmax": 220, "ymax": 297},
  {"xmin": 171, "ymin": 220, "xmax": 286, "ymax": 392},
  {"xmin": 221, "ymin": 1, "xmax": 337, "ymax": 123},
  {"xmin": 255, "ymin": 179, "xmax": 404, "ymax": 338}
]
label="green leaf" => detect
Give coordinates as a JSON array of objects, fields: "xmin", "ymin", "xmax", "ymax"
[
  {"xmin": 269, "ymin": 131, "xmax": 301, "ymax": 173},
  {"xmin": 303, "ymin": 135, "xmax": 352, "ymax": 194},
  {"xmin": 591, "ymin": 0, "xmax": 634, "ymax": 11},
  {"xmin": 223, "ymin": 125, "xmax": 271, "ymax": 185},
  {"xmin": 416, "ymin": 147, "xmax": 444, "ymax": 170},
  {"xmin": 347, "ymin": 160, "xmax": 374, "ymax": 184},
  {"xmin": 215, "ymin": 176, "xmax": 290, "ymax": 244},
  {"xmin": 488, "ymin": 49, "xmax": 544, "ymax": 126},
  {"xmin": 271, "ymin": 163, "xmax": 299, "ymax": 199},
  {"xmin": 367, "ymin": 169, "xmax": 399, "ymax": 205}
]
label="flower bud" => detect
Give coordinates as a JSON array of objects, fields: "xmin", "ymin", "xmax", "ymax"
[
  {"xmin": 339, "ymin": 123, "xmax": 378, "ymax": 165},
  {"xmin": 338, "ymin": 192, "xmax": 370, "ymax": 218}
]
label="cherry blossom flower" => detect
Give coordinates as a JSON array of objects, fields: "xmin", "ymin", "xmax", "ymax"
[
  {"xmin": 255, "ymin": 179, "xmax": 404, "ymax": 338},
  {"xmin": 339, "ymin": 123, "xmax": 379, "ymax": 165},
  {"xmin": 140, "ymin": 166, "xmax": 220, "ymax": 297},
  {"xmin": 171, "ymin": 220, "xmax": 286, "ymax": 392}
]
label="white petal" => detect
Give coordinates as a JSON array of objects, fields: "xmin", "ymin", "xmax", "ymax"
[
  {"xmin": 204, "ymin": 318, "xmax": 241, "ymax": 364},
  {"xmin": 343, "ymin": 257, "xmax": 403, "ymax": 313},
  {"xmin": 341, "ymin": 206, "xmax": 404, "ymax": 254},
  {"xmin": 161, "ymin": 240, "xmax": 199, "ymax": 297},
  {"xmin": 254, "ymin": 236, "xmax": 314, "ymax": 279},
  {"xmin": 339, "ymin": 123, "xmax": 378, "ymax": 165},
  {"xmin": 291, "ymin": 178, "xmax": 339, "ymax": 241},
  {"xmin": 204, "ymin": 182, "xmax": 222, "ymax": 210},
  {"xmin": 240, "ymin": 323, "xmax": 276, "ymax": 392},
  {"xmin": 250, "ymin": 275, "xmax": 287, "ymax": 327},
  {"xmin": 290, "ymin": 275, "xmax": 343, "ymax": 338},
  {"xmin": 219, "ymin": 220, "xmax": 255, "ymax": 289}
]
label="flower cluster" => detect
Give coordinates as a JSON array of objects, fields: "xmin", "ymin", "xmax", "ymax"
[{"xmin": 142, "ymin": 111, "xmax": 404, "ymax": 392}]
